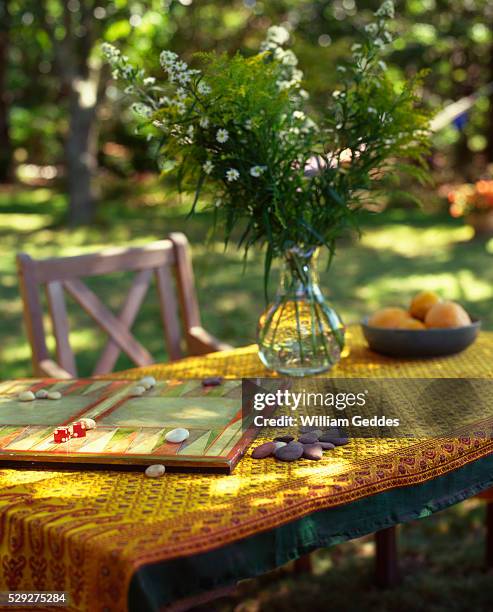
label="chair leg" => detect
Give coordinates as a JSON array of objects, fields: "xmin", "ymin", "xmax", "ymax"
[
  {"xmin": 486, "ymin": 501, "xmax": 493, "ymax": 568},
  {"xmin": 375, "ymin": 526, "xmax": 400, "ymax": 587},
  {"xmin": 293, "ymin": 553, "xmax": 313, "ymax": 574}
]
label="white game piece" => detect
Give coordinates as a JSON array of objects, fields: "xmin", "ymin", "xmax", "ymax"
[
  {"xmin": 35, "ymin": 389, "xmax": 49, "ymax": 399},
  {"xmin": 47, "ymin": 391, "xmax": 62, "ymax": 400},
  {"xmin": 80, "ymin": 417, "xmax": 96, "ymax": 430},
  {"xmin": 130, "ymin": 385, "xmax": 146, "ymax": 397},
  {"xmin": 18, "ymin": 391, "xmax": 35, "ymax": 402},
  {"xmin": 145, "ymin": 464, "xmax": 166, "ymax": 478},
  {"xmin": 164, "ymin": 428, "xmax": 190, "ymax": 444},
  {"xmin": 139, "ymin": 376, "xmax": 156, "ymax": 390}
]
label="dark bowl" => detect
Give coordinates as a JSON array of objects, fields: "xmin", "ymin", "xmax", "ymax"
[{"xmin": 361, "ymin": 317, "xmax": 481, "ymax": 358}]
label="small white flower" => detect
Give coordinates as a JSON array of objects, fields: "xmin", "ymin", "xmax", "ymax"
[
  {"xmin": 177, "ymin": 71, "xmax": 191, "ymax": 85},
  {"xmin": 281, "ymin": 50, "xmax": 298, "ymax": 67},
  {"xmin": 368, "ymin": 107, "xmax": 377, "ymax": 114},
  {"xmin": 375, "ymin": 0, "xmax": 395, "ymax": 19},
  {"xmin": 203, "ymin": 160, "xmax": 214, "ymax": 175},
  {"xmin": 175, "ymin": 60, "xmax": 188, "ymax": 72},
  {"xmin": 124, "ymin": 85, "xmax": 135, "ymax": 94},
  {"xmin": 216, "ymin": 129, "xmax": 229, "ymax": 144},
  {"xmin": 158, "ymin": 96, "xmax": 171, "ymax": 106},
  {"xmin": 199, "ymin": 116, "xmax": 210, "ymax": 129},
  {"xmin": 102, "ymin": 42, "xmax": 120, "ymax": 60},
  {"xmin": 336, "ymin": 123, "xmax": 343, "ymax": 129},
  {"xmin": 293, "ymin": 110, "xmax": 306, "ymax": 120},
  {"xmin": 266, "ymin": 25, "xmax": 290, "ymax": 46},
  {"xmin": 226, "ymin": 168, "xmax": 239, "ymax": 182},
  {"xmin": 143, "ymin": 77, "xmax": 156, "ymax": 86},
  {"xmin": 245, "ymin": 119, "xmax": 253, "ymax": 130},
  {"xmin": 365, "ymin": 23, "xmax": 378, "ymax": 37},
  {"xmin": 197, "ymin": 81, "xmax": 211, "ymax": 95},
  {"xmin": 373, "ymin": 38, "xmax": 385, "ymax": 48},
  {"xmin": 131, "ymin": 103, "xmax": 153, "ymax": 118},
  {"xmin": 214, "ymin": 198, "xmax": 222, "ymax": 208},
  {"xmin": 187, "ymin": 125, "xmax": 194, "ymax": 138},
  {"xmin": 176, "ymin": 87, "xmax": 187, "ymax": 100},
  {"xmin": 176, "ymin": 101, "xmax": 186, "ymax": 115},
  {"xmin": 249, "ymin": 165, "xmax": 267, "ymax": 178},
  {"xmin": 332, "ymin": 90, "xmax": 341, "ymax": 98},
  {"xmin": 160, "ymin": 50, "xmax": 178, "ymax": 68}
]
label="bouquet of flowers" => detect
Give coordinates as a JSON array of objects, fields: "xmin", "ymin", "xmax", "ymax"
[
  {"xmin": 448, "ymin": 180, "xmax": 493, "ymax": 218},
  {"xmin": 103, "ymin": 0, "xmax": 432, "ymax": 376}
]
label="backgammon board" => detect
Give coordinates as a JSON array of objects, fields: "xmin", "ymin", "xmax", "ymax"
[{"xmin": 0, "ymin": 378, "xmax": 257, "ymax": 473}]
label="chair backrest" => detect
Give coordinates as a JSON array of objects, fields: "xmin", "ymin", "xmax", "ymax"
[{"xmin": 16, "ymin": 232, "xmax": 204, "ymax": 377}]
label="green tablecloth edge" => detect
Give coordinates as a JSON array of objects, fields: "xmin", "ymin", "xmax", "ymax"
[{"xmin": 129, "ymin": 451, "xmax": 493, "ymax": 612}]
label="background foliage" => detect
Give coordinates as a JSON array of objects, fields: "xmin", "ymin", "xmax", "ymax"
[{"xmin": 2, "ymin": 0, "xmax": 493, "ymax": 219}]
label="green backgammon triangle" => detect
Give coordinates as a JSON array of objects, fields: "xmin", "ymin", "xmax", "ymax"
[
  {"xmin": 204, "ymin": 429, "xmax": 222, "ymax": 453},
  {"xmin": 179, "ymin": 429, "xmax": 204, "ymax": 448}
]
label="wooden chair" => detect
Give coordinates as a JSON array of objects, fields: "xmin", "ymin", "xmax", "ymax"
[{"xmin": 17, "ymin": 232, "xmax": 230, "ymax": 378}]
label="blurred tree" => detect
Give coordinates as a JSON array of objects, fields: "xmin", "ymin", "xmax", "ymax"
[
  {"xmin": 32, "ymin": 0, "xmax": 114, "ymax": 225},
  {"xmin": 0, "ymin": 0, "xmax": 12, "ymax": 182},
  {"xmin": 17, "ymin": 0, "xmax": 172, "ymax": 224},
  {"xmin": 389, "ymin": 0, "xmax": 493, "ymax": 168}
]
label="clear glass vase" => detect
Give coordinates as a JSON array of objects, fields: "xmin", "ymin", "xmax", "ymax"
[{"xmin": 257, "ymin": 247, "xmax": 345, "ymax": 376}]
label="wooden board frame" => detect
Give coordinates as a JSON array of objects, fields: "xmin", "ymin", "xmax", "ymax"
[{"xmin": 0, "ymin": 378, "xmax": 269, "ymax": 473}]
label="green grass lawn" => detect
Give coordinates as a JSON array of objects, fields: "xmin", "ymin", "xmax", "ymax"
[
  {"xmin": 1, "ymin": 181, "xmax": 492, "ymax": 379},
  {"xmin": 0, "ymin": 181, "xmax": 492, "ymax": 610}
]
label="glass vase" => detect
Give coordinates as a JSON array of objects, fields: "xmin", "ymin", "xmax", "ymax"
[{"xmin": 257, "ymin": 247, "xmax": 345, "ymax": 376}]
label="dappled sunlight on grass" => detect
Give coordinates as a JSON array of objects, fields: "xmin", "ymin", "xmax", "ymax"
[
  {"xmin": 361, "ymin": 224, "xmax": 473, "ymax": 257},
  {"xmin": 0, "ymin": 214, "xmax": 52, "ymax": 232},
  {"xmin": 357, "ymin": 271, "xmax": 493, "ymax": 311},
  {"xmin": 2, "ymin": 342, "xmax": 32, "ymax": 362}
]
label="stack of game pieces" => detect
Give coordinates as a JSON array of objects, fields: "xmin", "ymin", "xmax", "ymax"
[
  {"xmin": 130, "ymin": 376, "xmax": 157, "ymax": 396},
  {"xmin": 251, "ymin": 428, "xmax": 350, "ymax": 463}
]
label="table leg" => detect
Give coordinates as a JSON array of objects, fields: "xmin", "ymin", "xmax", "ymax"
[
  {"xmin": 293, "ymin": 553, "xmax": 313, "ymax": 574},
  {"xmin": 375, "ymin": 526, "xmax": 400, "ymax": 587},
  {"xmin": 486, "ymin": 501, "xmax": 493, "ymax": 568}
]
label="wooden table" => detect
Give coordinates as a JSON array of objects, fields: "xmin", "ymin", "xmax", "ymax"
[{"xmin": 1, "ymin": 327, "xmax": 493, "ymax": 612}]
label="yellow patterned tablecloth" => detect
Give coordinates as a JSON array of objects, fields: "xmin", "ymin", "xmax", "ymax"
[{"xmin": 1, "ymin": 327, "xmax": 493, "ymax": 612}]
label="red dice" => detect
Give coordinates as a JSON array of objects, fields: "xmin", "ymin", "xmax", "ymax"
[
  {"xmin": 53, "ymin": 427, "xmax": 70, "ymax": 444},
  {"xmin": 71, "ymin": 421, "xmax": 86, "ymax": 438}
]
